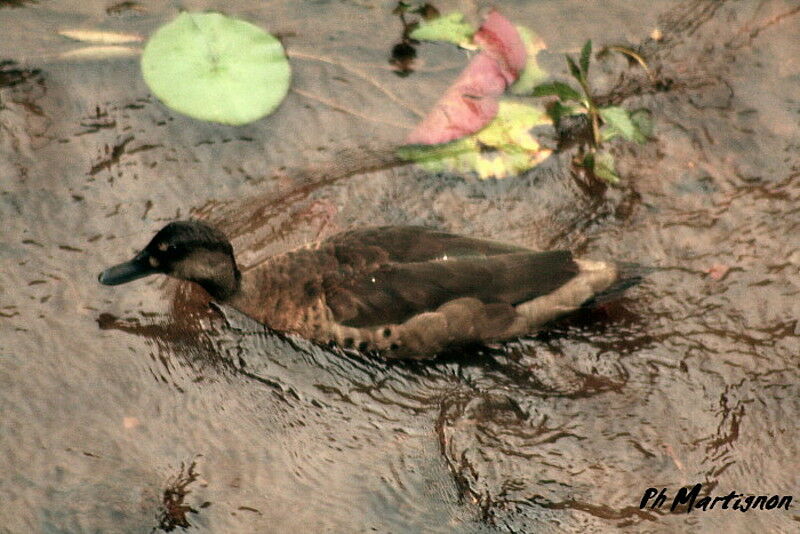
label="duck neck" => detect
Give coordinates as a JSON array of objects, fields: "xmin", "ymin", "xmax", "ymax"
[
  {"xmin": 176, "ymin": 249, "xmax": 242, "ymax": 302},
  {"xmin": 196, "ymin": 265, "xmax": 241, "ymax": 302}
]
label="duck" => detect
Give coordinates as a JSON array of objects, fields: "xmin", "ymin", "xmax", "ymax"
[{"xmin": 99, "ymin": 220, "xmax": 641, "ymax": 358}]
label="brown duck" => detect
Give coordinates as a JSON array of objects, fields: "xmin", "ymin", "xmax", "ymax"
[{"xmin": 99, "ymin": 220, "xmax": 640, "ymax": 358}]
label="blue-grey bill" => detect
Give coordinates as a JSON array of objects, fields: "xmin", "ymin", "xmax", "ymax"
[{"xmin": 98, "ymin": 256, "xmax": 155, "ymax": 285}]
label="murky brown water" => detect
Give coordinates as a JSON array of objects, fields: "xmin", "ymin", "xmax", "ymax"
[{"xmin": 2, "ymin": 0, "xmax": 799, "ymax": 532}]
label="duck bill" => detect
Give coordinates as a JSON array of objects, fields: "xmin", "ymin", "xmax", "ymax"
[{"xmin": 98, "ymin": 251, "xmax": 156, "ymax": 286}]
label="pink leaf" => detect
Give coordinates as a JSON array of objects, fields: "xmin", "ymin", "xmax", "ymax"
[
  {"xmin": 474, "ymin": 9, "xmax": 527, "ymax": 83},
  {"xmin": 405, "ymin": 10, "xmax": 525, "ymax": 145}
]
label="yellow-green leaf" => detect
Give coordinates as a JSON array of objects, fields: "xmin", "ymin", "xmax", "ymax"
[
  {"xmin": 409, "ymin": 12, "xmax": 476, "ymax": 47},
  {"xmin": 593, "ymin": 150, "xmax": 620, "ymax": 183},
  {"xmin": 509, "ymin": 26, "xmax": 548, "ymax": 95},
  {"xmin": 398, "ymin": 100, "xmax": 552, "ymax": 179},
  {"xmin": 477, "ymin": 100, "xmax": 549, "ymax": 152}
]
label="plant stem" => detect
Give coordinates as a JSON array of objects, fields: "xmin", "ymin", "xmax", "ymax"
[{"xmin": 576, "ymin": 76, "xmax": 601, "ymax": 147}]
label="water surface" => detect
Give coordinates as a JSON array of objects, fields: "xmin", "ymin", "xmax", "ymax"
[{"xmin": 1, "ymin": 0, "xmax": 799, "ymax": 532}]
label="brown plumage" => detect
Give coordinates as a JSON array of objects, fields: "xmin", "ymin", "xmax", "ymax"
[{"xmin": 99, "ymin": 221, "xmax": 634, "ymax": 359}]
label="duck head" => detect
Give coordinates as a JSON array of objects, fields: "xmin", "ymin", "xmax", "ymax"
[{"xmin": 99, "ymin": 220, "xmax": 241, "ymax": 300}]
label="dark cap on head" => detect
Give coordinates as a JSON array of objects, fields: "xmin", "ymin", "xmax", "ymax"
[{"xmin": 98, "ymin": 220, "xmax": 239, "ymax": 299}]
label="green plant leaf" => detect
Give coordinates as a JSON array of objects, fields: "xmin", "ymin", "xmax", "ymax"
[
  {"xmin": 579, "ymin": 39, "xmax": 592, "ymax": 75},
  {"xmin": 593, "ymin": 150, "xmax": 620, "ymax": 183},
  {"xmin": 599, "ymin": 106, "xmax": 638, "ymax": 142},
  {"xmin": 509, "ymin": 26, "xmax": 549, "ymax": 95},
  {"xmin": 546, "ymin": 101, "xmax": 580, "ymax": 124},
  {"xmin": 630, "ymin": 109, "xmax": 653, "ymax": 141},
  {"xmin": 396, "ymin": 137, "xmax": 478, "ymax": 172},
  {"xmin": 409, "ymin": 12, "xmax": 476, "ymax": 47},
  {"xmin": 566, "ymin": 54, "xmax": 582, "ymax": 82},
  {"xmin": 602, "ymin": 108, "xmax": 653, "ymax": 144},
  {"xmin": 531, "ymin": 81, "xmax": 582, "ymax": 102},
  {"xmin": 600, "ymin": 125, "xmax": 621, "ymax": 142},
  {"xmin": 141, "ymin": 12, "xmax": 291, "ymax": 125}
]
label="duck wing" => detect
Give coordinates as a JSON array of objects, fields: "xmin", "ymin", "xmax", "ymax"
[
  {"xmin": 324, "ymin": 226, "xmax": 529, "ymax": 264},
  {"xmin": 324, "ymin": 249, "xmax": 579, "ymax": 328}
]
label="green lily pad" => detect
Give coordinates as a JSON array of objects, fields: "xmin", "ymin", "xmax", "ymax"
[
  {"xmin": 409, "ymin": 12, "xmax": 476, "ymax": 47},
  {"xmin": 141, "ymin": 12, "xmax": 291, "ymax": 125}
]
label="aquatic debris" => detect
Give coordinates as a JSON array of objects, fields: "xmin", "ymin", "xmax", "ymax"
[
  {"xmin": 389, "ymin": 41, "xmax": 417, "ymax": 76},
  {"xmin": 404, "ymin": 10, "xmax": 525, "ymax": 145},
  {"xmin": 155, "ymin": 460, "xmax": 209, "ymax": 532},
  {"xmin": 398, "ymin": 10, "xmax": 554, "ymax": 178},
  {"xmin": 388, "ymin": 1, "xmax": 439, "ymax": 75},
  {"xmin": 409, "ymin": 11, "xmax": 475, "ymax": 48},
  {"xmin": 58, "ymin": 29, "xmax": 143, "ymax": 44},
  {"xmin": 599, "ymin": 44, "xmax": 655, "ymax": 83},
  {"xmin": 58, "ymin": 46, "xmax": 139, "ymax": 60},
  {"xmin": 141, "ymin": 12, "xmax": 291, "ymax": 125},
  {"xmin": 0, "ymin": 0, "xmax": 37, "ymax": 7},
  {"xmin": 57, "ymin": 28, "xmax": 143, "ymax": 61},
  {"xmin": 106, "ymin": 1, "xmax": 146, "ymax": 15},
  {"xmin": 398, "ymin": 99, "xmax": 552, "ymax": 179},
  {"xmin": 0, "ymin": 60, "xmax": 41, "ymax": 88},
  {"xmin": 122, "ymin": 416, "xmax": 139, "ymax": 429},
  {"xmin": 706, "ymin": 264, "xmax": 730, "ymax": 281}
]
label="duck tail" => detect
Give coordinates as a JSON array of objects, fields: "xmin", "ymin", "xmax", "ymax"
[{"xmin": 581, "ymin": 262, "xmax": 655, "ymax": 307}]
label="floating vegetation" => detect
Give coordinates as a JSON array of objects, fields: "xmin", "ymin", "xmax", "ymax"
[
  {"xmin": 409, "ymin": 11, "xmax": 475, "ymax": 48},
  {"xmin": 398, "ymin": 100, "xmax": 552, "ymax": 179},
  {"xmin": 397, "ymin": 5, "xmax": 653, "ymax": 183},
  {"xmin": 154, "ymin": 460, "xmax": 209, "ymax": 532},
  {"xmin": 141, "ymin": 12, "xmax": 291, "ymax": 125},
  {"xmin": 58, "ymin": 29, "xmax": 143, "ymax": 44},
  {"xmin": 398, "ymin": 9, "xmax": 552, "ymax": 179},
  {"xmin": 59, "ymin": 46, "xmax": 139, "ymax": 60},
  {"xmin": 532, "ymin": 40, "xmax": 653, "ymax": 183},
  {"xmin": 403, "ymin": 10, "xmax": 527, "ymax": 145},
  {"xmin": 509, "ymin": 26, "xmax": 549, "ymax": 95}
]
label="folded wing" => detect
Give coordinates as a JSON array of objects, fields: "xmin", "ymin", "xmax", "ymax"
[{"xmin": 325, "ymin": 248, "xmax": 579, "ymax": 328}]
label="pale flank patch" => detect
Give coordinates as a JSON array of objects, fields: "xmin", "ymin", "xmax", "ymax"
[{"xmin": 514, "ymin": 259, "xmax": 618, "ymax": 327}]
